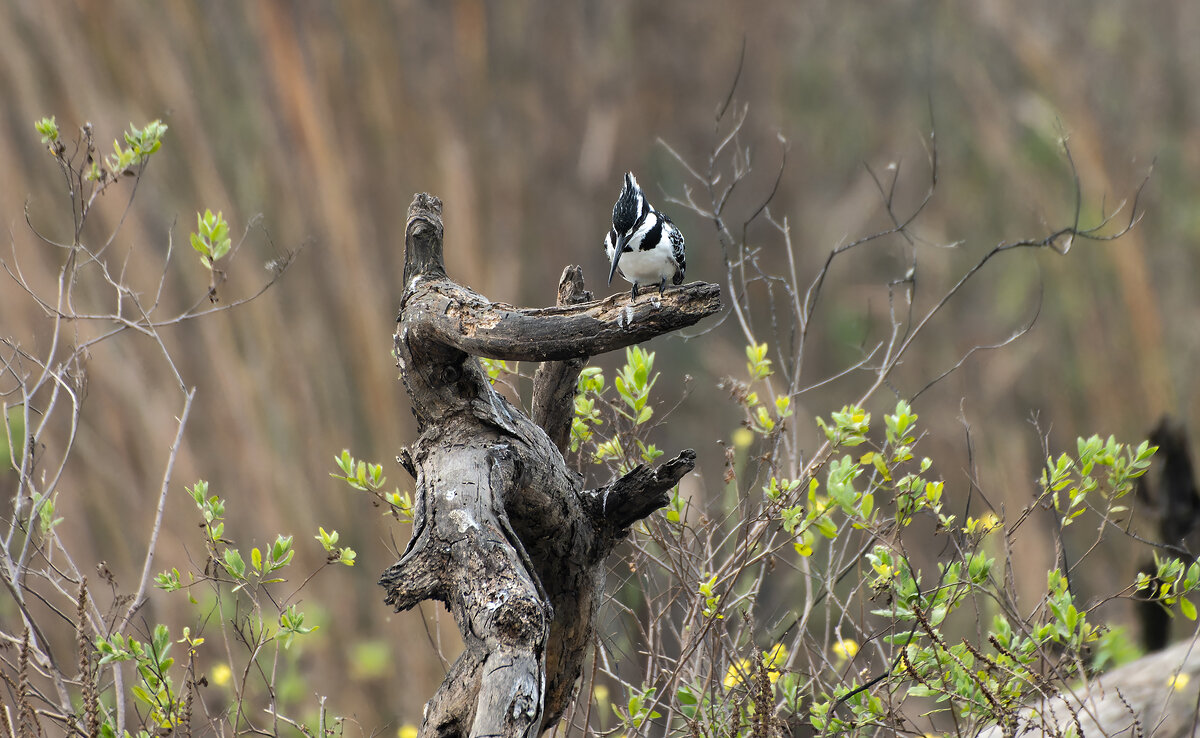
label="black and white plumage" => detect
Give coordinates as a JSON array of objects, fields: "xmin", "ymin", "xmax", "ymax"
[{"xmin": 604, "ymin": 172, "xmax": 686, "ymax": 299}]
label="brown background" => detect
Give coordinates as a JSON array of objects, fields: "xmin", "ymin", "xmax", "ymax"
[{"xmin": 2, "ymin": 0, "xmax": 1198, "ymax": 729}]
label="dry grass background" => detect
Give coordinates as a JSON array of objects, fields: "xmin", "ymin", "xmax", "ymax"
[{"xmin": 2, "ymin": 0, "xmax": 1199, "ymax": 729}]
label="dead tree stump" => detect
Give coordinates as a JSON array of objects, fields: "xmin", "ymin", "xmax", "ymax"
[{"xmin": 379, "ymin": 193, "xmax": 721, "ymax": 737}]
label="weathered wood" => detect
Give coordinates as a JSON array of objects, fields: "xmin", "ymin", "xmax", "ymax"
[
  {"xmin": 380, "ymin": 439, "xmax": 546, "ymax": 736},
  {"xmin": 403, "ymin": 279, "xmax": 720, "ymax": 363},
  {"xmin": 975, "ymin": 634, "xmax": 1200, "ymax": 738},
  {"xmin": 381, "ymin": 193, "xmax": 720, "ymax": 737},
  {"xmin": 532, "ymin": 266, "xmax": 591, "ymax": 453}
]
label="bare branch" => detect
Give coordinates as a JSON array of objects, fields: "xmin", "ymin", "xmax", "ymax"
[{"xmin": 117, "ymin": 388, "xmax": 195, "ymax": 633}]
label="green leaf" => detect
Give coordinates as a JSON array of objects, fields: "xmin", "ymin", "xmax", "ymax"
[
  {"xmin": 814, "ymin": 515, "xmax": 838, "ymax": 539},
  {"xmin": 151, "ymin": 624, "xmax": 170, "ymax": 653},
  {"xmin": 271, "ymin": 534, "xmax": 294, "ymax": 568},
  {"xmin": 154, "ymin": 568, "xmax": 181, "ymax": 592},
  {"xmin": 793, "ymin": 529, "xmax": 815, "ymax": 556},
  {"xmin": 34, "ymin": 116, "xmax": 59, "ymax": 145},
  {"xmin": 188, "ymin": 481, "xmax": 208, "ymax": 506},
  {"xmin": 223, "ymin": 548, "xmax": 246, "ymax": 578},
  {"xmin": 1182, "ymin": 598, "xmax": 1197, "ymax": 621},
  {"xmin": 191, "ymin": 209, "xmax": 232, "ymax": 268}
]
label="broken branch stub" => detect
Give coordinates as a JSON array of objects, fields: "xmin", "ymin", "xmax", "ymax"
[
  {"xmin": 382, "ymin": 192, "xmax": 720, "ymax": 737},
  {"xmin": 532, "ymin": 266, "xmax": 591, "ymax": 453}
]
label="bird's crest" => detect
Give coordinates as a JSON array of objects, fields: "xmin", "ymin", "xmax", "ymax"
[{"xmin": 611, "ymin": 171, "xmax": 646, "ymax": 235}]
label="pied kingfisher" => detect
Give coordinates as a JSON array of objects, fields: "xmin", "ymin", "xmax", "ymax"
[{"xmin": 604, "ymin": 172, "xmax": 686, "ymax": 299}]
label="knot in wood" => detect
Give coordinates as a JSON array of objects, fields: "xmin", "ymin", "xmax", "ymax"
[
  {"xmin": 510, "ymin": 692, "xmax": 538, "ymax": 722},
  {"xmin": 491, "ymin": 595, "xmax": 547, "ymax": 646},
  {"xmin": 409, "ymin": 218, "xmax": 441, "ymax": 243},
  {"xmin": 406, "ymin": 194, "xmax": 443, "ymax": 237}
]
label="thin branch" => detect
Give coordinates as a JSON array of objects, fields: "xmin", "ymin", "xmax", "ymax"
[
  {"xmin": 909, "ymin": 285, "xmax": 1043, "ymax": 402},
  {"xmin": 117, "ymin": 387, "xmax": 196, "ymax": 633},
  {"xmin": 715, "ymin": 36, "xmax": 747, "ymax": 123}
]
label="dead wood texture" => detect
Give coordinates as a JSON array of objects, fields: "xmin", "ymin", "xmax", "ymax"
[
  {"xmin": 379, "ymin": 193, "xmax": 720, "ymax": 737},
  {"xmin": 975, "ymin": 634, "xmax": 1200, "ymax": 738}
]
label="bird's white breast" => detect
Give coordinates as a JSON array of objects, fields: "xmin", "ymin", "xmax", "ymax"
[
  {"xmin": 613, "ymin": 244, "xmax": 678, "ymax": 284},
  {"xmin": 606, "ymin": 211, "xmax": 680, "ymax": 286}
]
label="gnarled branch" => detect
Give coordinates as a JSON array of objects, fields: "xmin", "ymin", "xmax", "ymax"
[{"xmin": 383, "ymin": 193, "xmax": 720, "ymax": 737}]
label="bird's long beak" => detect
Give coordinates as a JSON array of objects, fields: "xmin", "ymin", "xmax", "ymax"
[{"xmin": 608, "ymin": 233, "xmax": 629, "ymax": 285}]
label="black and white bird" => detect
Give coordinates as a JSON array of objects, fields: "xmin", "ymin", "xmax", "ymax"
[{"xmin": 604, "ymin": 172, "xmax": 686, "ymax": 299}]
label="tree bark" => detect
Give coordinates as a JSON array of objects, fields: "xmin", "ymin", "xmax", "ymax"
[
  {"xmin": 380, "ymin": 193, "xmax": 720, "ymax": 737},
  {"xmin": 531, "ymin": 266, "xmax": 591, "ymax": 454}
]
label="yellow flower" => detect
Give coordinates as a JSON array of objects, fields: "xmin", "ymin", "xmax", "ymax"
[
  {"xmin": 723, "ymin": 657, "xmax": 752, "ymax": 689},
  {"xmin": 732, "ymin": 428, "xmax": 755, "ymax": 449},
  {"xmin": 764, "ymin": 643, "xmax": 788, "ymax": 684},
  {"xmin": 964, "ymin": 513, "xmax": 1001, "ymax": 536},
  {"xmin": 1169, "ymin": 673, "xmax": 1191, "ymax": 691},
  {"xmin": 765, "ymin": 643, "xmax": 788, "ymax": 667},
  {"xmin": 832, "ymin": 639, "xmax": 859, "ymax": 661},
  {"xmin": 725, "ymin": 646, "xmax": 790, "ymax": 689},
  {"xmin": 210, "ymin": 663, "xmax": 232, "ymax": 687},
  {"xmin": 398, "ymin": 725, "xmax": 418, "ymax": 738}
]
